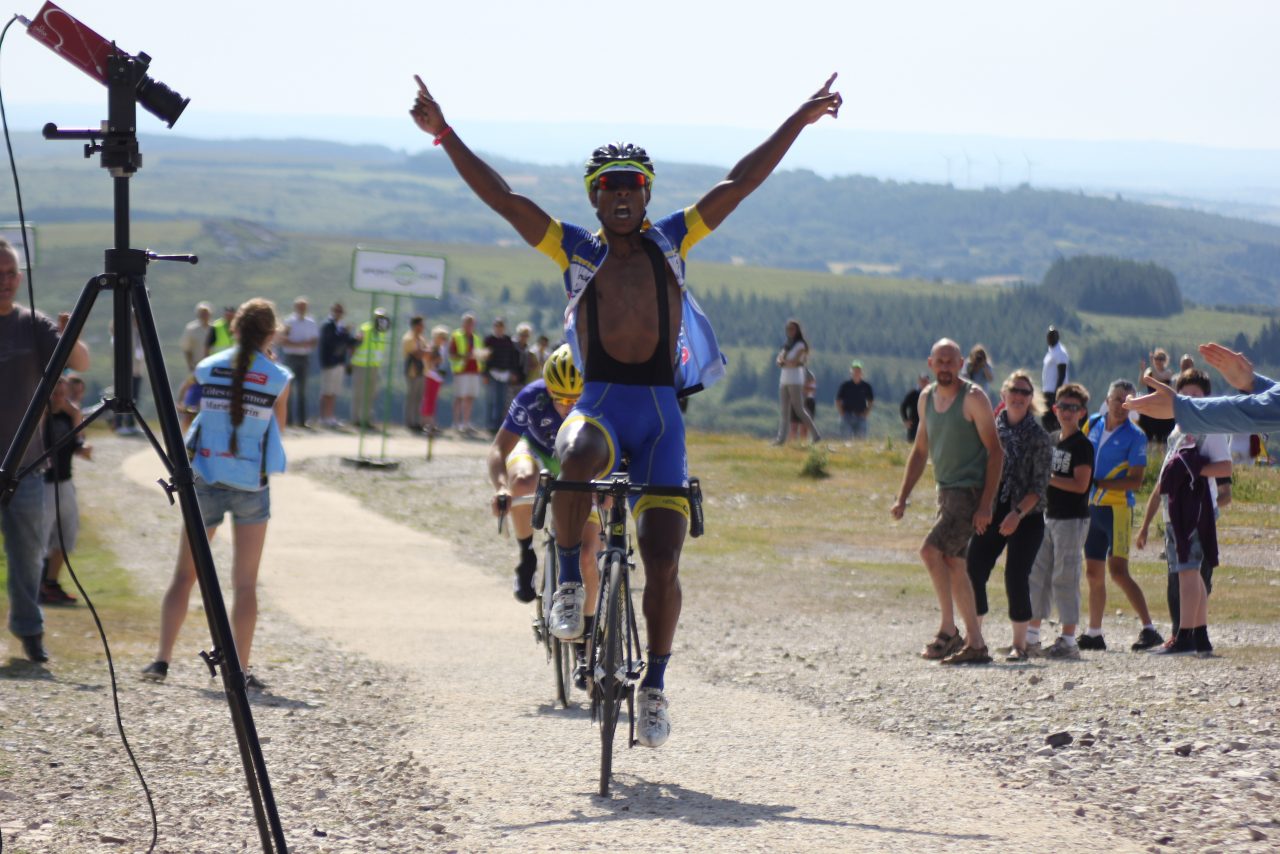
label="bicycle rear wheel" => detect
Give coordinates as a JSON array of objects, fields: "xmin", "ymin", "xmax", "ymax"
[
  {"xmin": 596, "ymin": 551, "xmax": 625, "ymax": 796},
  {"xmin": 553, "ymin": 636, "xmax": 573, "ymax": 708}
]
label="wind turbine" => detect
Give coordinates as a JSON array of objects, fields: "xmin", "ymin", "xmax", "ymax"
[
  {"xmin": 993, "ymin": 152, "xmax": 1007, "ymax": 188},
  {"xmin": 1023, "ymin": 150, "xmax": 1040, "ymax": 186},
  {"xmin": 940, "ymin": 153, "xmax": 954, "ymax": 186},
  {"xmin": 963, "ymin": 150, "xmax": 981, "ymax": 188}
]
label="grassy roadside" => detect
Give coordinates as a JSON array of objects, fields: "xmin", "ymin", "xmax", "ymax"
[
  {"xmin": 682, "ymin": 433, "xmax": 1280, "ymax": 626},
  {"xmin": 0, "ymin": 502, "xmax": 161, "ymax": 784}
]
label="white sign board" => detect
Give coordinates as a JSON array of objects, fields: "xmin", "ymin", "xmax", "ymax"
[
  {"xmin": 0, "ymin": 224, "xmax": 37, "ymax": 269},
  {"xmin": 351, "ymin": 248, "xmax": 445, "ymax": 298}
]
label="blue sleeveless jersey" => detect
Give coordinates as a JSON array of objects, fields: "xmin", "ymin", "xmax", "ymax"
[{"xmin": 186, "ymin": 348, "xmax": 291, "ymax": 491}]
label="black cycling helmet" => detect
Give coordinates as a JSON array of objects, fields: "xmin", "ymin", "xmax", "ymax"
[{"xmin": 583, "ymin": 142, "xmax": 655, "ymax": 192}]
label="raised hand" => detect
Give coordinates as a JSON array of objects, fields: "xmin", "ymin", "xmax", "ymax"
[
  {"xmin": 1199, "ymin": 342, "xmax": 1255, "ymax": 392},
  {"xmin": 1123, "ymin": 374, "xmax": 1176, "ymax": 420},
  {"xmin": 798, "ymin": 72, "xmax": 842, "ymax": 124},
  {"xmin": 410, "ymin": 75, "xmax": 448, "ymax": 137}
]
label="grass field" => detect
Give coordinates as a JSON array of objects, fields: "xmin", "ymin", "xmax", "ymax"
[{"xmin": 681, "ymin": 432, "xmax": 1280, "ymax": 626}]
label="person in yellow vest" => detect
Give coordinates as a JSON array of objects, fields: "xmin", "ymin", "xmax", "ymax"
[
  {"xmin": 351, "ymin": 307, "xmax": 390, "ymax": 429},
  {"xmin": 208, "ymin": 304, "xmax": 236, "ymax": 354},
  {"xmin": 448, "ymin": 312, "xmax": 485, "ymax": 436}
]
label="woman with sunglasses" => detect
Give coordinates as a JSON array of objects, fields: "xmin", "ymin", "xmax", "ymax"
[
  {"xmin": 1138, "ymin": 348, "xmax": 1176, "ymax": 443},
  {"xmin": 964, "ymin": 370, "xmax": 1053, "ymax": 661}
]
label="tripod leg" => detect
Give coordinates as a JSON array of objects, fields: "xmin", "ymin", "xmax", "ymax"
[{"xmin": 130, "ymin": 281, "xmax": 289, "ymax": 853}]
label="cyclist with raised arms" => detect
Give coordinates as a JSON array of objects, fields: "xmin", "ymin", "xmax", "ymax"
[
  {"xmin": 412, "ymin": 74, "xmax": 842, "ymax": 748},
  {"xmin": 487, "ymin": 346, "xmax": 601, "ymax": 685}
]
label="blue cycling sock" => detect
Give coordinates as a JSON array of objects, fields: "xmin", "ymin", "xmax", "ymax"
[
  {"xmin": 557, "ymin": 543, "xmax": 582, "ymax": 585},
  {"xmin": 641, "ymin": 653, "xmax": 671, "ymax": 690}
]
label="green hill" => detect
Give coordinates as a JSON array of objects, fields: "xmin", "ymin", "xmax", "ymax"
[
  {"xmin": 7, "ymin": 132, "xmax": 1280, "ymax": 307},
  {"xmin": 14, "ymin": 218, "xmax": 1275, "ymax": 440}
]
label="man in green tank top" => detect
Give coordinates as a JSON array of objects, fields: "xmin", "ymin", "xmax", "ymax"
[{"xmin": 891, "ymin": 339, "xmax": 1004, "ymax": 665}]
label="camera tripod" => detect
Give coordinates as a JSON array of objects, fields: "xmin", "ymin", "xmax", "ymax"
[{"xmin": 0, "ymin": 51, "xmax": 287, "ymax": 853}]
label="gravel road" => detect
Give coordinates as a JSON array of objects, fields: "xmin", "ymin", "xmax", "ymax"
[{"xmin": 2, "ymin": 432, "xmax": 1274, "ymax": 852}]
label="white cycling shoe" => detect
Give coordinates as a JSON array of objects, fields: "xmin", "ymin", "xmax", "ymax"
[
  {"xmin": 549, "ymin": 582, "xmax": 586, "ymax": 640},
  {"xmin": 635, "ymin": 687, "xmax": 671, "ymax": 748}
]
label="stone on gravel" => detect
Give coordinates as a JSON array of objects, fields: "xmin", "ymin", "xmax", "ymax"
[{"xmin": 1046, "ymin": 731, "xmax": 1074, "ymax": 749}]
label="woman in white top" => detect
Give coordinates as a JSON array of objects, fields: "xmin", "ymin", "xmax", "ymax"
[{"xmin": 773, "ymin": 319, "xmax": 822, "ymax": 445}]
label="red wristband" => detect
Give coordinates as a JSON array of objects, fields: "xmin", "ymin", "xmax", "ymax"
[{"xmin": 433, "ymin": 126, "xmax": 453, "ymax": 146}]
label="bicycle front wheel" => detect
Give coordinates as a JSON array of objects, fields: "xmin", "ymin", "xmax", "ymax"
[{"xmin": 596, "ymin": 551, "xmax": 626, "ymax": 796}]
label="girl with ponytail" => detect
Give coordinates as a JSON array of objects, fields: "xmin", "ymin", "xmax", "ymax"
[{"xmin": 143, "ymin": 298, "xmax": 292, "ymax": 690}]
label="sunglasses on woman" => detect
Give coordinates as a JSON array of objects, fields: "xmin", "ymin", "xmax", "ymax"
[{"xmin": 1007, "ymin": 386, "xmax": 1034, "ymax": 397}]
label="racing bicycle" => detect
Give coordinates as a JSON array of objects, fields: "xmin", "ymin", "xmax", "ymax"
[{"xmin": 531, "ymin": 469, "xmax": 703, "ymax": 796}]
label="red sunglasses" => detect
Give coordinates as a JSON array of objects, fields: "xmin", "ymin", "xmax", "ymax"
[{"xmin": 595, "ymin": 172, "xmax": 648, "ymax": 191}]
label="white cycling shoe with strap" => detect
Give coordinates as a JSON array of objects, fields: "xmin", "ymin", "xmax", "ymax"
[
  {"xmin": 635, "ymin": 686, "xmax": 671, "ymax": 748},
  {"xmin": 549, "ymin": 582, "xmax": 585, "ymax": 640}
]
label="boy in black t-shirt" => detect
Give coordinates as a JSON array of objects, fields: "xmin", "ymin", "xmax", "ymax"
[{"xmin": 1028, "ymin": 384, "xmax": 1094, "ymax": 658}]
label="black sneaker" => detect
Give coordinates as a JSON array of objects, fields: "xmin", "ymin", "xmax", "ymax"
[
  {"xmin": 141, "ymin": 660, "xmax": 169, "ymax": 682},
  {"xmin": 1194, "ymin": 628, "xmax": 1214, "ymax": 657},
  {"xmin": 39, "ymin": 580, "xmax": 77, "ymax": 606},
  {"xmin": 20, "ymin": 633, "xmax": 49, "ymax": 663},
  {"xmin": 1151, "ymin": 633, "xmax": 1195, "ymax": 655},
  {"xmin": 244, "ymin": 671, "xmax": 268, "ymax": 691},
  {"xmin": 1131, "ymin": 627, "xmax": 1164, "ymax": 651},
  {"xmin": 1076, "ymin": 633, "xmax": 1107, "ymax": 651},
  {"xmin": 513, "ymin": 553, "xmax": 537, "ymax": 603}
]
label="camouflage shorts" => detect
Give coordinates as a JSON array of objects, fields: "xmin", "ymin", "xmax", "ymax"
[{"xmin": 925, "ymin": 487, "xmax": 982, "ymax": 558}]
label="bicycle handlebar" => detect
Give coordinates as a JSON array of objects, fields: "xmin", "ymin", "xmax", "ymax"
[{"xmin": 530, "ymin": 471, "xmax": 704, "ymax": 538}]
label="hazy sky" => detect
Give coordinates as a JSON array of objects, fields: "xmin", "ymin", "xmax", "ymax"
[{"xmin": 5, "ymin": 0, "xmax": 1278, "ymax": 153}]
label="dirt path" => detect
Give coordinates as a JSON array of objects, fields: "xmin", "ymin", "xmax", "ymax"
[{"xmin": 123, "ymin": 434, "xmax": 1141, "ymax": 852}]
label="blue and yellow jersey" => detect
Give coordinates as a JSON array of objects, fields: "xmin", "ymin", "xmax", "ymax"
[
  {"xmin": 1087, "ymin": 417, "xmax": 1147, "ymax": 508},
  {"xmin": 500, "ymin": 379, "xmax": 563, "ymax": 458},
  {"xmin": 533, "ymin": 207, "xmax": 726, "ymax": 396}
]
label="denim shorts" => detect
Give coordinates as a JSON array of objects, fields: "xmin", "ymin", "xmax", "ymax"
[{"xmin": 195, "ymin": 478, "xmax": 270, "ymax": 527}]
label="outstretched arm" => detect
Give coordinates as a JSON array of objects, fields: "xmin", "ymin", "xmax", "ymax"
[
  {"xmin": 695, "ymin": 74, "xmax": 842, "ymax": 231},
  {"xmin": 410, "ymin": 76, "xmax": 552, "ymax": 247}
]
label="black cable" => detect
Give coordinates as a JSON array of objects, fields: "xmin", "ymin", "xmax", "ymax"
[{"xmin": 0, "ymin": 14, "xmax": 158, "ymax": 853}]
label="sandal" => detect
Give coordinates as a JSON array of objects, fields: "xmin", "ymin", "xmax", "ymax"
[
  {"xmin": 1004, "ymin": 646, "xmax": 1029, "ymax": 663},
  {"xmin": 921, "ymin": 631, "xmax": 964, "ymax": 660},
  {"xmin": 941, "ymin": 645, "xmax": 993, "ymax": 666}
]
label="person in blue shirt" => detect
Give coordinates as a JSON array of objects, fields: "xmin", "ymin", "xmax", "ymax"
[
  {"xmin": 411, "ymin": 72, "xmax": 842, "ymax": 749},
  {"xmin": 142, "ymin": 298, "xmax": 291, "ymax": 690},
  {"xmin": 487, "ymin": 346, "xmax": 597, "ymax": 599},
  {"xmin": 1080, "ymin": 379, "xmax": 1163, "ymax": 653},
  {"xmin": 488, "ymin": 346, "xmax": 602, "ymax": 691},
  {"xmin": 1126, "ymin": 342, "xmax": 1280, "ymax": 435}
]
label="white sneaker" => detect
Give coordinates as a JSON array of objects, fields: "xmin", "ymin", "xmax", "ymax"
[
  {"xmin": 635, "ymin": 687, "xmax": 670, "ymax": 748},
  {"xmin": 549, "ymin": 582, "xmax": 585, "ymax": 640}
]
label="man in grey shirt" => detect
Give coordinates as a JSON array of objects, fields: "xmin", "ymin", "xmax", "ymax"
[
  {"xmin": 0, "ymin": 239, "xmax": 90, "ymax": 662},
  {"xmin": 280, "ymin": 296, "xmax": 319, "ymax": 428}
]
